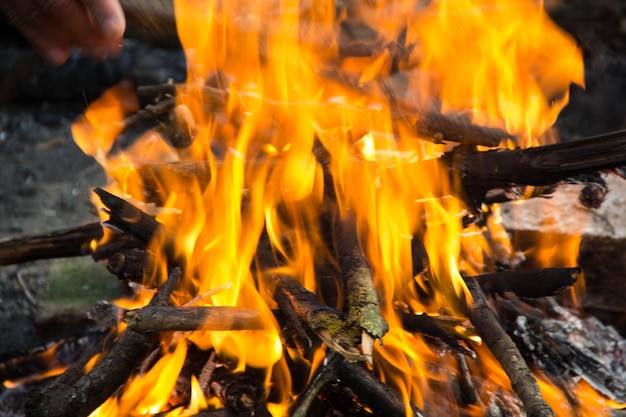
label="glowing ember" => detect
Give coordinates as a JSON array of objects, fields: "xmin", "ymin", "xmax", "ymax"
[{"xmin": 64, "ymin": 0, "xmax": 626, "ymax": 416}]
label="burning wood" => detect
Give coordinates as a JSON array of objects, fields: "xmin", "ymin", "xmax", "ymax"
[
  {"xmin": 4, "ymin": 0, "xmax": 626, "ymax": 416},
  {"xmin": 26, "ymin": 267, "xmax": 182, "ymax": 417},
  {"xmin": 465, "ymin": 279, "xmax": 554, "ymax": 417},
  {"xmin": 466, "ymin": 267, "xmax": 581, "ymax": 299},
  {"xmin": 123, "ymin": 306, "xmax": 265, "ymax": 333},
  {"xmin": 0, "ymin": 222, "xmax": 102, "ymax": 266}
]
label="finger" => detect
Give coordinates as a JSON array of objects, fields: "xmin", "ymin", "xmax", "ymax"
[
  {"xmin": 82, "ymin": 0, "xmax": 125, "ymax": 41},
  {"xmin": 0, "ymin": 0, "xmax": 76, "ymax": 64}
]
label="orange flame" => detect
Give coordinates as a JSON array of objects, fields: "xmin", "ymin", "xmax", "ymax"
[{"xmin": 65, "ymin": 0, "xmax": 615, "ymax": 416}]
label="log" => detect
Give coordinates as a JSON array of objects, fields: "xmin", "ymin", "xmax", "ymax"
[
  {"xmin": 335, "ymin": 359, "xmax": 426, "ymax": 417},
  {"xmin": 332, "ymin": 209, "xmax": 388, "ymax": 360},
  {"xmin": 414, "ymin": 112, "xmax": 514, "ymax": 147},
  {"xmin": 399, "ymin": 311, "xmax": 475, "ymax": 358},
  {"xmin": 123, "ymin": 306, "xmax": 265, "ymax": 333},
  {"xmin": 94, "ymin": 188, "xmax": 163, "ymax": 244},
  {"xmin": 466, "ymin": 267, "xmax": 580, "ymax": 299},
  {"xmin": 446, "ymin": 129, "xmax": 626, "ymax": 207},
  {"xmin": 107, "ymin": 248, "xmax": 157, "ymax": 283},
  {"xmin": 94, "ymin": 188, "xmax": 181, "ymax": 265},
  {"xmin": 118, "ymin": 96, "xmax": 175, "ymax": 132},
  {"xmin": 209, "ymin": 366, "xmax": 269, "ymax": 417},
  {"xmin": 26, "ymin": 267, "xmax": 183, "ymax": 417},
  {"xmin": 268, "ymin": 274, "xmax": 363, "ymax": 361},
  {"xmin": 0, "ymin": 222, "xmax": 102, "ymax": 266},
  {"xmin": 290, "ymin": 352, "xmax": 344, "ymax": 417},
  {"xmin": 465, "ymin": 279, "xmax": 554, "ymax": 417}
]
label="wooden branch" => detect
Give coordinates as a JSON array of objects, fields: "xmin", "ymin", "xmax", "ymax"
[
  {"xmin": 118, "ymin": 96, "xmax": 175, "ymax": 132},
  {"xmin": 467, "ymin": 267, "xmax": 580, "ymax": 299},
  {"xmin": 414, "ymin": 112, "xmax": 513, "ymax": 147},
  {"xmin": 332, "ymin": 209, "xmax": 388, "ymax": 353},
  {"xmin": 93, "ymin": 188, "xmax": 180, "ymax": 265},
  {"xmin": 290, "ymin": 352, "xmax": 344, "ymax": 417},
  {"xmin": 268, "ymin": 274, "xmax": 363, "ymax": 361},
  {"xmin": 94, "ymin": 188, "xmax": 162, "ymax": 244},
  {"xmin": 336, "ymin": 359, "xmax": 426, "ymax": 417},
  {"xmin": 0, "ymin": 222, "xmax": 102, "ymax": 266},
  {"xmin": 321, "ymin": 68, "xmax": 512, "ymax": 147},
  {"xmin": 447, "ymin": 129, "xmax": 626, "ymax": 190},
  {"xmin": 465, "ymin": 279, "xmax": 554, "ymax": 417},
  {"xmin": 123, "ymin": 306, "xmax": 265, "ymax": 333},
  {"xmin": 107, "ymin": 248, "xmax": 157, "ymax": 283},
  {"xmin": 27, "ymin": 267, "xmax": 183, "ymax": 417},
  {"xmin": 399, "ymin": 311, "xmax": 475, "ymax": 358}
]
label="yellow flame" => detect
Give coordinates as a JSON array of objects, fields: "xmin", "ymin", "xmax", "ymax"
[{"xmin": 70, "ymin": 0, "xmax": 597, "ymax": 415}]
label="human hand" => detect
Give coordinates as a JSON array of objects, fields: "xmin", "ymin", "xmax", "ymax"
[{"xmin": 0, "ymin": 0, "xmax": 125, "ymax": 66}]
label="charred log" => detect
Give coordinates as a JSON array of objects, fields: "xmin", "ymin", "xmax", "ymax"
[
  {"xmin": 209, "ymin": 366, "xmax": 268, "ymax": 417},
  {"xmin": 446, "ymin": 129, "xmax": 626, "ymax": 208},
  {"xmin": 399, "ymin": 311, "xmax": 475, "ymax": 358},
  {"xmin": 466, "ymin": 267, "xmax": 580, "ymax": 299},
  {"xmin": 123, "ymin": 306, "xmax": 265, "ymax": 333},
  {"xmin": 107, "ymin": 248, "xmax": 157, "ymax": 283},
  {"xmin": 335, "ymin": 359, "xmax": 425, "ymax": 417},
  {"xmin": 465, "ymin": 279, "xmax": 554, "ymax": 417},
  {"xmin": 290, "ymin": 352, "xmax": 344, "ymax": 417},
  {"xmin": 414, "ymin": 112, "xmax": 514, "ymax": 147},
  {"xmin": 0, "ymin": 222, "xmax": 102, "ymax": 266}
]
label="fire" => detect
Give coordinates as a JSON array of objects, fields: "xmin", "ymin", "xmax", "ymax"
[{"xmin": 64, "ymin": 0, "xmax": 622, "ymax": 416}]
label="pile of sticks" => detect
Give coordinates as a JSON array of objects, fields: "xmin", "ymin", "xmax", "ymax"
[{"xmin": 4, "ymin": 6, "xmax": 626, "ymax": 416}]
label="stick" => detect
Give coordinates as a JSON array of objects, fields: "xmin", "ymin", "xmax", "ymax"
[
  {"xmin": 27, "ymin": 267, "xmax": 183, "ymax": 417},
  {"xmin": 465, "ymin": 279, "xmax": 554, "ymax": 417},
  {"xmin": 123, "ymin": 306, "xmax": 265, "ymax": 333},
  {"xmin": 466, "ymin": 267, "xmax": 580, "ymax": 299},
  {"xmin": 414, "ymin": 112, "xmax": 513, "ymax": 147},
  {"xmin": 93, "ymin": 188, "xmax": 163, "ymax": 244},
  {"xmin": 0, "ymin": 222, "xmax": 102, "ymax": 266},
  {"xmin": 118, "ymin": 96, "xmax": 175, "ymax": 132},
  {"xmin": 268, "ymin": 274, "xmax": 363, "ymax": 361},
  {"xmin": 107, "ymin": 248, "xmax": 157, "ymax": 283},
  {"xmin": 290, "ymin": 353, "xmax": 344, "ymax": 417},
  {"xmin": 399, "ymin": 311, "xmax": 475, "ymax": 358},
  {"xmin": 93, "ymin": 188, "xmax": 180, "ymax": 265},
  {"xmin": 336, "ymin": 359, "xmax": 426, "ymax": 417},
  {"xmin": 332, "ymin": 209, "xmax": 388, "ymax": 359},
  {"xmin": 446, "ymin": 129, "xmax": 626, "ymax": 191}
]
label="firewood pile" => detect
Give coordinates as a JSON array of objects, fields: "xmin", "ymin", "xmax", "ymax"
[{"xmin": 2, "ymin": 1, "xmax": 626, "ymax": 417}]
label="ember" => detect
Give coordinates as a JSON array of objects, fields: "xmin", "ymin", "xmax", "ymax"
[{"xmin": 3, "ymin": 0, "xmax": 626, "ymax": 416}]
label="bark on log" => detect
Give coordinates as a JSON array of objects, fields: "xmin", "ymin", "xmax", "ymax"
[
  {"xmin": 269, "ymin": 274, "xmax": 363, "ymax": 361},
  {"xmin": 0, "ymin": 222, "xmax": 102, "ymax": 266},
  {"xmin": 446, "ymin": 129, "xmax": 626, "ymax": 207},
  {"xmin": 465, "ymin": 279, "xmax": 554, "ymax": 417},
  {"xmin": 332, "ymin": 209, "xmax": 388, "ymax": 349},
  {"xmin": 107, "ymin": 248, "xmax": 157, "ymax": 283},
  {"xmin": 466, "ymin": 267, "xmax": 580, "ymax": 299},
  {"xmin": 123, "ymin": 306, "xmax": 265, "ymax": 333},
  {"xmin": 94, "ymin": 187, "xmax": 163, "ymax": 244},
  {"xmin": 26, "ymin": 267, "xmax": 183, "ymax": 417}
]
